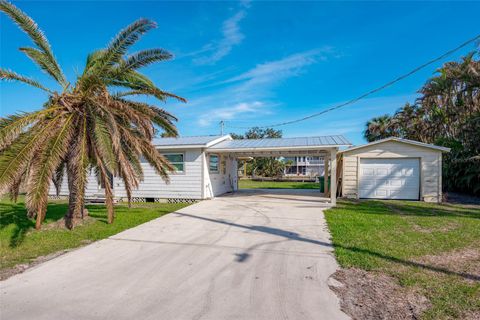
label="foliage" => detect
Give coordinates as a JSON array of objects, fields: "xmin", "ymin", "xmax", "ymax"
[
  {"xmin": 0, "ymin": 1, "xmax": 185, "ymax": 229},
  {"xmin": 363, "ymin": 50, "xmax": 480, "ymax": 195},
  {"xmin": 325, "ymin": 200, "xmax": 480, "ymax": 319},
  {"xmin": 231, "ymin": 127, "xmax": 286, "ymax": 177},
  {"xmin": 230, "ymin": 127, "xmax": 283, "ymax": 139}
]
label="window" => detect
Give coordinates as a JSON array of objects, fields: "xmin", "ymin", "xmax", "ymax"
[
  {"xmin": 164, "ymin": 153, "xmax": 184, "ymax": 172},
  {"xmin": 209, "ymin": 154, "xmax": 219, "ymax": 173}
]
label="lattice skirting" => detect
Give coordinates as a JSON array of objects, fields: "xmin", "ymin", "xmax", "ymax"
[
  {"xmin": 117, "ymin": 197, "xmax": 198, "ymax": 204},
  {"xmin": 167, "ymin": 198, "xmax": 198, "ymax": 204},
  {"xmin": 49, "ymin": 195, "xmax": 68, "ymax": 200}
]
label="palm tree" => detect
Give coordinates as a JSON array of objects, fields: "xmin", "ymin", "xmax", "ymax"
[
  {"xmin": 363, "ymin": 115, "xmax": 396, "ymax": 142},
  {"xmin": 0, "ymin": 1, "xmax": 185, "ymax": 229}
]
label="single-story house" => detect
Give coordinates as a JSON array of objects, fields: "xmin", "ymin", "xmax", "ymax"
[
  {"xmin": 49, "ymin": 135, "xmax": 450, "ymax": 204},
  {"xmin": 49, "ymin": 135, "xmax": 350, "ymax": 205},
  {"xmin": 339, "ymin": 137, "xmax": 450, "ymax": 203}
]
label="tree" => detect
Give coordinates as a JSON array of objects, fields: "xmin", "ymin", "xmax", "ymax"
[
  {"xmin": 230, "ymin": 127, "xmax": 285, "ymax": 177},
  {"xmin": 363, "ymin": 115, "xmax": 398, "ymax": 142},
  {"xmin": 0, "ymin": 1, "xmax": 185, "ymax": 229},
  {"xmin": 363, "ymin": 49, "xmax": 480, "ymax": 195}
]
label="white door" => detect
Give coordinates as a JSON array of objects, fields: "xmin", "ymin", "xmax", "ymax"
[{"xmin": 359, "ymin": 158, "xmax": 420, "ymax": 200}]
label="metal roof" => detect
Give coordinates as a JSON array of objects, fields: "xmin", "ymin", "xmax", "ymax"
[
  {"xmin": 153, "ymin": 135, "xmax": 228, "ymax": 148},
  {"xmin": 209, "ymin": 135, "xmax": 351, "ymax": 151},
  {"xmin": 339, "ymin": 137, "xmax": 451, "ymax": 153}
]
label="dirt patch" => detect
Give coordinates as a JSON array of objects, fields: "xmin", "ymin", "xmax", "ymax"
[
  {"xmin": 415, "ymin": 247, "xmax": 480, "ymax": 283},
  {"xmin": 41, "ymin": 215, "xmax": 95, "ymax": 231},
  {"xmin": 409, "ymin": 221, "xmax": 459, "ymax": 233},
  {"xmin": 462, "ymin": 310, "xmax": 480, "ymax": 320},
  {"xmin": 330, "ymin": 268, "xmax": 430, "ymax": 320},
  {"xmin": 0, "ymin": 249, "xmax": 73, "ymax": 281}
]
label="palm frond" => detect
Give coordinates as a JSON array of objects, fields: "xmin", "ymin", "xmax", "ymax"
[
  {"xmin": 0, "ymin": 68, "xmax": 53, "ymax": 93},
  {"xmin": 70, "ymin": 115, "xmax": 89, "ymax": 221},
  {"xmin": 19, "ymin": 47, "xmax": 66, "ymax": 85},
  {"xmin": 92, "ymin": 115, "xmax": 117, "ymax": 174},
  {"xmin": 26, "ymin": 115, "xmax": 74, "ymax": 224},
  {"xmin": 87, "ymin": 19, "xmax": 156, "ymax": 74},
  {"xmin": 116, "ymin": 98, "xmax": 178, "ymax": 136},
  {"xmin": 0, "ymin": 116, "xmax": 61, "ymax": 194},
  {"xmin": 52, "ymin": 161, "xmax": 65, "ymax": 196},
  {"xmin": 122, "ymin": 49, "xmax": 172, "ymax": 71},
  {"xmin": 138, "ymin": 141, "xmax": 173, "ymax": 181},
  {"xmin": 109, "ymin": 70, "xmax": 186, "ymax": 102},
  {"xmin": 0, "ymin": 109, "xmax": 59, "ymax": 151},
  {"xmin": 92, "ymin": 149, "xmax": 115, "ymax": 224},
  {"xmin": 0, "ymin": 1, "xmax": 67, "ymax": 87}
]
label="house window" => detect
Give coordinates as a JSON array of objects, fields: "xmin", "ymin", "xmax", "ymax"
[
  {"xmin": 209, "ymin": 154, "xmax": 219, "ymax": 173},
  {"xmin": 164, "ymin": 153, "xmax": 184, "ymax": 172}
]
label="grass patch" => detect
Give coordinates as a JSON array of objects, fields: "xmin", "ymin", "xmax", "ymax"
[
  {"xmin": 239, "ymin": 179, "xmax": 319, "ymax": 189},
  {"xmin": 0, "ymin": 197, "xmax": 189, "ymax": 271},
  {"xmin": 324, "ymin": 200, "xmax": 480, "ymax": 319}
]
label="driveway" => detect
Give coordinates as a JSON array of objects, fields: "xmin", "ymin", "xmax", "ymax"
[{"xmin": 0, "ymin": 190, "xmax": 348, "ymax": 320}]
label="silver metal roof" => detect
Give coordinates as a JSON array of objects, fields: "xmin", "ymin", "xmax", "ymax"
[
  {"xmin": 209, "ymin": 135, "xmax": 351, "ymax": 150},
  {"xmin": 153, "ymin": 135, "xmax": 226, "ymax": 147},
  {"xmin": 339, "ymin": 137, "xmax": 450, "ymax": 153}
]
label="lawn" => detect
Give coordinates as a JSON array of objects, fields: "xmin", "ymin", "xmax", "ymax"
[
  {"xmin": 239, "ymin": 178, "xmax": 319, "ymax": 189},
  {"xmin": 324, "ymin": 200, "xmax": 480, "ymax": 319},
  {"xmin": 0, "ymin": 197, "xmax": 189, "ymax": 272}
]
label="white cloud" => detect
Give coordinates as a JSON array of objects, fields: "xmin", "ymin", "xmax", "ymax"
[
  {"xmin": 226, "ymin": 49, "xmax": 330, "ymax": 84},
  {"xmin": 198, "ymin": 101, "xmax": 268, "ymax": 126},
  {"xmin": 170, "ymin": 48, "xmax": 338, "ymax": 129},
  {"xmin": 194, "ymin": 5, "xmax": 249, "ymax": 64}
]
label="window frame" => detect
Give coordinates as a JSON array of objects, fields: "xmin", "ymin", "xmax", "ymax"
[
  {"xmin": 163, "ymin": 152, "xmax": 185, "ymax": 174},
  {"xmin": 209, "ymin": 154, "xmax": 220, "ymax": 174}
]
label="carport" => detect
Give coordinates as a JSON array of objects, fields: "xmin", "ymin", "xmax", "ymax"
[{"xmin": 208, "ymin": 135, "xmax": 352, "ymax": 205}]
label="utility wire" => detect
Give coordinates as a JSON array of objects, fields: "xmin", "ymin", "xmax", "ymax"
[{"xmin": 225, "ymin": 34, "xmax": 480, "ymax": 129}]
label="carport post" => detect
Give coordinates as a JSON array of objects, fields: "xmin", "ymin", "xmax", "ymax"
[{"xmin": 330, "ymin": 149, "xmax": 337, "ymax": 205}]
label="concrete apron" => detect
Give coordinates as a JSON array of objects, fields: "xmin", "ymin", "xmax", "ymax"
[{"xmin": 0, "ymin": 190, "xmax": 349, "ymax": 320}]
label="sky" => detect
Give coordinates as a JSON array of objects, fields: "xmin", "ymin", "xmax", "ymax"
[{"xmin": 1, "ymin": 0, "xmax": 479, "ymax": 145}]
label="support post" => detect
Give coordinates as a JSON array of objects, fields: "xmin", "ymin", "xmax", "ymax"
[
  {"xmin": 324, "ymin": 154, "xmax": 329, "ymax": 196},
  {"xmin": 330, "ymin": 149, "xmax": 337, "ymax": 206}
]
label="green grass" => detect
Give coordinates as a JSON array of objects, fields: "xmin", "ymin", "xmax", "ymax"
[
  {"xmin": 324, "ymin": 200, "xmax": 480, "ymax": 319},
  {"xmin": 0, "ymin": 197, "xmax": 189, "ymax": 271},
  {"xmin": 239, "ymin": 179, "xmax": 319, "ymax": 189}
]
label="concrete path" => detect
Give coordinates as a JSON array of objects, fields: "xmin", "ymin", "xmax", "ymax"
[{"xmin": 0, "ymin": 190, "xmax": 348, "ymax": 320}]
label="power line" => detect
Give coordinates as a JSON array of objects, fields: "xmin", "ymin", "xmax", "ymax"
[{"xmin": 225, "ymin": 34, "xmax": 480, "ymax": 129}]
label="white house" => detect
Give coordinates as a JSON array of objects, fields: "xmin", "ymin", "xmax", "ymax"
[
  {"xmin": 49, "ymin": 135, "xmax": 351, "ymax": 204},
  {"xmin": 283, "ymin": 156, "xmax": 325, "ymax": 177},
  {"xmin": 49, "ymin": 135, "xmax": 449, "ymax": 204}
]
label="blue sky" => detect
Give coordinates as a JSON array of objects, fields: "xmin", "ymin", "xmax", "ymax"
[{"xmin": 1, "ymin": 0, "xmax": 479, "ymax": 145}]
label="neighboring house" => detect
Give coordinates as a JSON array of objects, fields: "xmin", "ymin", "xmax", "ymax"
[
  {"xmin": 340, "ymin": 137, "xmax": 450, "ymax": 203},
  {"xmin": 283, "ymin": 156, "xmax": 325, "ymax": 177}
]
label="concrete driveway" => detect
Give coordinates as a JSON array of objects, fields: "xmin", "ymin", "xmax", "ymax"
[{"xmin": 0, "ymin": 190, "xmax": 348, "ymax": 320}]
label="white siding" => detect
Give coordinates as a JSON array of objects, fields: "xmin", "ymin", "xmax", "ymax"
[
  {"xmin": 114, "ymin": 148, "xmax": 203, "ymax": 200},
  {"xmin": 203, "ymin": 153, "xmax": 237, "ymax": 198},
  {"xmin": 49, "ymin": 148, "xmax": 205, "ymax": 200},
  {"xmin": 341, "ymin": 140, "xmax": 443, "ymax": 203},
  {"xmin": 48, "ymin": 170, "xmax": 103, "ymax": 197}
]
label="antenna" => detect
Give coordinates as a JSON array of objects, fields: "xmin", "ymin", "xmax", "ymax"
[{"xmin": 219, "ymin": 120, "xmax": 225, "ymax": 135}]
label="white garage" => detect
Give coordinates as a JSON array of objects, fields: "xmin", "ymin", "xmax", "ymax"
[{"xmin": 340, "ymin": 137, "xmax": 450, "ymax": 203}]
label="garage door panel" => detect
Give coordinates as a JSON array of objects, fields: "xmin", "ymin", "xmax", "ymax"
[
  {"xmin": 359, "ymin": 158, "xmax": 420, "ymax": 200},
  {"xmin": 362, "ymin": 169, "xmax": 374, "ymax": 176}
]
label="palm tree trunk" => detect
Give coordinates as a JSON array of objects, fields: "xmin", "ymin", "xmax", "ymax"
[{"xmin": 64, "ymin": 159, "xmax": 88, "ymax": 229}]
